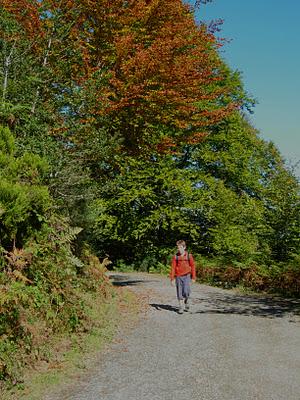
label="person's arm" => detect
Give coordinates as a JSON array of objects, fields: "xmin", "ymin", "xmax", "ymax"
[
  {"xmin": 189, "ymin": 254, "xmax": 196, "ymax": 282},
  {"xmin": 170, "ymin": 256, "xmax": 176, "ymax": 283}
]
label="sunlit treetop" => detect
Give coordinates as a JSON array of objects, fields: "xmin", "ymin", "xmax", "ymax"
[{"xmin": 2, "ymin": 0, "xmax": 245, "ymax": 153}]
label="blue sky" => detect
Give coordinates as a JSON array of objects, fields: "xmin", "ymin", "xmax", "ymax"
[{"xmin": 186, "ymin": 0, "xmax": 300, "ymax": 178}]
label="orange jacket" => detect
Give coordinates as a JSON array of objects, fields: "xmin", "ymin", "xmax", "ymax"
[{"xmin": 170, "ymin": 251, "xmax": 196, "ymax": 280}]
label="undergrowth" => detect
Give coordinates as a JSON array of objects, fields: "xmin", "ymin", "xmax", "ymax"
[
  {"xmin": 1, "ymin": 288, "xmax": 137, "ymax": 400},
  {"xmin": 0, "ymin": 217, "xmax": 115, "ymax": 393},
  {"xmin": 195, "ymin": 255, "xmax": 300, "ymax": 297}
]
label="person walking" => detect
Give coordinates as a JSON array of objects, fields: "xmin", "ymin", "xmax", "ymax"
[{"xmin": 170, "ymin": 240, "xmax": 196, "ymax": 314}]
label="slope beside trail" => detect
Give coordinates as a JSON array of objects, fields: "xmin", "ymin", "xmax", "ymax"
[{"xmin": 45, "ymin": 272, "xmax": 300, "ymax": 400}]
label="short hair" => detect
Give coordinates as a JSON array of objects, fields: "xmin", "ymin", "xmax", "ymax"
[{"xmin": 176, "ymin": 240, "xmax": 186, "ymax": 247}]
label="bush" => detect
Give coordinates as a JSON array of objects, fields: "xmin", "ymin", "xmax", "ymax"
[
  {"xmin": 0, "ymin": 127, "xmax": 114, "ymax": 387},
  {"xmin": 196, "ymin": 254, "xmax": 300, "ymax": 295}
]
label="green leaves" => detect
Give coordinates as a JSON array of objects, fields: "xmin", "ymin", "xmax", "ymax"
[
  {"xmin": 0, "ymin": 126, "xmax": 51, "ymax": 245},
  {"xmin": 0, "ymin": 125, "xmax": 14, "ymax": 154},
  {"xmin": 89, "ymin": 155, "xmax": 201, "ymax": 262},
  {"xmin": 0, "ymin": 0, "xmax": 298, "ymax": 289},
  {"xmin": 87, "ymin": 109, "xmax": 299, "ymax": 272}
]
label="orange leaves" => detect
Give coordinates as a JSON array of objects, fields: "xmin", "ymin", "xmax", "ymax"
[
  {"xmin": 4, "ymin": 247, "xmax": 31, "ymax": 271},
  {"xmin": 186, "ymin": 131, "xmax": 208, "ymax": 145},
  {"xmin": 2, "ymin": 0, "xmax": 43, "ymax": 37},
  {"xmin": 2, "ymin": 0, "xmax": 239, "ymax": 154},
  {"xmin": 156, "ymin": 136, "xmax": 178, "ymax": 153},
  {"xmin": 114, "ymin": 33, "xmax": 136, "ymax": 61},
  {"xmin": 4, "ymin": 248, "xmax": 33, "ymax": 284},
  {"xmin": 84, "ymin": 0, "xmax": 236, "ymax": 141}
]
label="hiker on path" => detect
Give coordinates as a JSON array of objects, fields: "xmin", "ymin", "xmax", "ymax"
[{"xmin": 170, "ymin": 240, "xmax": 196, "ymax": 314}]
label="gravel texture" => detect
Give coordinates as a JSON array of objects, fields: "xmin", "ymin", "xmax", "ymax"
[{"xmin": 45, "ymin": 272, "xmax": 300, "ymax": 400}]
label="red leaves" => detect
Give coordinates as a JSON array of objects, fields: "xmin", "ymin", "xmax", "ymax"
[
  {"xmin": 83, "ymin": 0, "xmax": 237, "ymax": 146},
  {"xmin": 3, "ymin": 0, "xmax": 239, "ymax": 153},
  {"xmin": 2, "ymin": 0, "xmax": 43, "ymax": 37}
]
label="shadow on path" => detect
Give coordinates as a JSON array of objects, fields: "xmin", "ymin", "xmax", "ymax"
[
  {"xmin": 149, "ymin": 303, "xmax": 179, "ymax": 313},
  {"xmin": 192, "ymin": 292, "xmax": 300, "ymax": 321},
  {"xmin": 109, "ymin": 274, "xmax": 158, "ymax": 287},
  {"xmin": 109, "ymin": 273, "xmax": 300, "ymax": 322}
]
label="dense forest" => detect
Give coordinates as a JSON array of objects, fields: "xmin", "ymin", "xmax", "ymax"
[{"xmin": 0, "ymin": 0, "xmax": 299, "ymax": 387}]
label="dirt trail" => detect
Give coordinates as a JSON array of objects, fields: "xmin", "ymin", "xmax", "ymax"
[{"xmin": 45, "ymin": 272, "xmax": 300, "ymax": 400}]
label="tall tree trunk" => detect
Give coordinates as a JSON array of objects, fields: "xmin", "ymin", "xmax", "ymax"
[
  {"xmin": 2, "ymin": 41, "xmax": 16, "ymax": 101},
  {"xmin": 31, "ymin": 37, "xmax": 52, "ymax": 115}
]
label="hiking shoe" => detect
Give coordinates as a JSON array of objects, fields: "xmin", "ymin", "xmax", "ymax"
[
  {"xmin": 178, "ymin": 300, "xmax": 184, "ymax": 314},
  {"xmin": 184, "ymin": 299, "xmax": 190, "ymax": 312}
]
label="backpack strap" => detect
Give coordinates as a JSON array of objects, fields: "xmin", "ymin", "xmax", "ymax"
[{"xmin": 176, "ymin": 252, "xmax": 190, "ymax": 266}]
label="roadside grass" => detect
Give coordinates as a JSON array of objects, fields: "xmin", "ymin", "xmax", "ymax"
[{"xmin": 1, "ymin": 287, "xmax": 139, "ymax": 400}]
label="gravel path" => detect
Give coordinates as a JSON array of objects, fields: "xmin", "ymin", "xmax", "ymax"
[{"xmin": 45, "ymin": 273, "xmax": 300, "ymax": 400}]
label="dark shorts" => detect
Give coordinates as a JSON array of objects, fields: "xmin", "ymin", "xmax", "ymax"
[{"xmin": 176, "ymin": 274, "xmax": 191, "ymax": 300}]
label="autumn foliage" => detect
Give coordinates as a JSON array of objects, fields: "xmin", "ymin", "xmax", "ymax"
[
  {"xmin": 1, "ymin": 0, "xmax": 239, "ymax": 152},
  {"xmin": 78, "ymin": 0, "xmax": 238, "ymax": 149}
]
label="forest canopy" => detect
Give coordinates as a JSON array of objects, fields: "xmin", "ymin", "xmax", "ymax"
[{"xmin": 1, "ymin": 0, "xmax": 299, "ymax": 285}]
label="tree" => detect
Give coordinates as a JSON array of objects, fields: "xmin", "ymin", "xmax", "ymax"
[
  {"xmin": 260, "ymin": 149, "xmax": 300, "ymax": 262},
  {"xmin": 72, "ymin": 0, "xmax": 243, "ymax": 154},
  {"xmin": 186, "ymin": 112, "xmax": 300, "ymax": 263},
  {"xmin": 0, "ymin": 125, "xmax": 50, "ymax": 251},
  {"xmin": 88, "ymin": 155, "xmax": 200, "ymax": 265}
]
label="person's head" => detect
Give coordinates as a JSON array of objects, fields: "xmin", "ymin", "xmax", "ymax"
[{"xmin": 176, "ymin": 240, "xmax": 186, "ymax": 255}]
